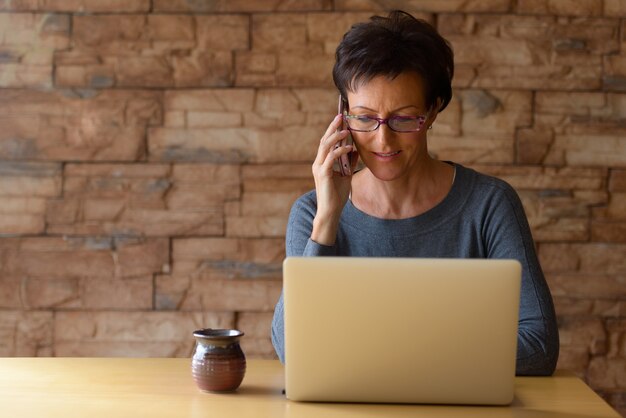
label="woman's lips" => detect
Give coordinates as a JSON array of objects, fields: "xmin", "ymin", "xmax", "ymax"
[{"xmin": 372, "ymin": 150, "xmax": 401, "ymax": 160}]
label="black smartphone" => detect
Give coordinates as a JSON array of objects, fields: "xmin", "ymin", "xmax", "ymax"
[{"xmin": 336, "ymin": 95, "xmax": 353, "ymax": 176}]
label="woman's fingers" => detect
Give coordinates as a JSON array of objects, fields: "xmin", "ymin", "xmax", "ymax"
[
  {"xmin": 314, "ymin": 129, "xmax": 350, "ymax": 167},
  {"xmin": 320, "ymin": 114, "xmax": 343, "ymax": 142},
  {"xmin": 321, "ymin": 143, "xmax": 354, "ymax": 172}
]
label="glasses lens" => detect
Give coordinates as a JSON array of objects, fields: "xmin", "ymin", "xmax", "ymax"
[
  {"xmin": 388, "ymin": 116, "xmax": 425, "ymax": 132},
  {"xmin": 346, "ymin": 115, "xmax": 378, "ymax": 132}
]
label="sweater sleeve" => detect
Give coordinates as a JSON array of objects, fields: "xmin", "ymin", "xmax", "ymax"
[
  {"xmin": 271, "ymin": 192, "xmax": 337, "ymax": 362},
  {"xmin": 482, "ymin": 181, "xmax": 560, "ymax": 376}
]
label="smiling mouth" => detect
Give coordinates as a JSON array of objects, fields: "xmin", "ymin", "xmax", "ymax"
[{"xmin": 374, "ymin": 151, "xmax": 401, "ymax": 157}]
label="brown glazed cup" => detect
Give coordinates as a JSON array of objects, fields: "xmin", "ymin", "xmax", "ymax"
[{"xmin": 191, "ymin": 328, "xmax": 246, "ymax": 392}]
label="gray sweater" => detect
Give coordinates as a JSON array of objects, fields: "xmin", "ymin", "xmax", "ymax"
[{"xmin": 271, "ymin": 163, "xmax": 559, "ymax": 375}]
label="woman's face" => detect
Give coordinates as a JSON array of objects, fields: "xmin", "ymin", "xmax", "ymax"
[{"xmin": 346, "ymin": 72, "xmax": 436, "ymax": 182}]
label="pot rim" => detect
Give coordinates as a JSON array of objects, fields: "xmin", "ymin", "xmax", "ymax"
[{"xmin": 193, "ymin": 328, "xmax": 244, "ymax": 339}]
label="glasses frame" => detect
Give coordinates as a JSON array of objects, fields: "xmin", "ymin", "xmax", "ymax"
[{"xmin": 342, "ymin": 112, "xmax": 430, "ymax": 133}]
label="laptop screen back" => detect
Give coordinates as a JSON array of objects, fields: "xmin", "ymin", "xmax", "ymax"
[{"xmin": 283, "ymin": 257, "xmax": 521, "ymax": 405}]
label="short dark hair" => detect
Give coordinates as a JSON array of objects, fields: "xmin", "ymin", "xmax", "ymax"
[{"xmin": 333, "ymin": 10, "xmax": 454, "ymax": 113}]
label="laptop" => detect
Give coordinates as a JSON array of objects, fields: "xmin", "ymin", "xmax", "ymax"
[{"xmin": 283, "ymin": 256, "xmax": 521, "ymax": 405}]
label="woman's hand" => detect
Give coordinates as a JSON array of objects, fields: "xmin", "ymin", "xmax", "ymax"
[{"xmin": 310, "ymin": 114, "xmax": 356, "ymax": 246}]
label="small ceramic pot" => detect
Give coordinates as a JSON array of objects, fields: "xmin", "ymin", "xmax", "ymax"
[{"xmin": 191, "ymin": 328, "xmax": 246, "ymax": 392}]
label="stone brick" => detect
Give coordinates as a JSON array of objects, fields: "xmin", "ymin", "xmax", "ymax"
[
  {"xmin": 275, "ymin": 52, "xmax": 335, "ymax": 87},
  {"xmin": 253, "ymin": 14, "xmax": 309, "ymax": 52},
  {"xmin": 187, "ymin": 111, "xmax": 243, "ymax": 128},
  {"xmin": 0, "ymin": 13, "xmax": 69, "ymax": 88},
  {"xmin": 429, "ymin": 90, "xmax": 530, "ymax": 164},
  {"xmin": 605, "ymin": 392, "xmax": 626, "ymax": 418},
  {"xmin": 170, "ymin": 237, "xmax": 284, "ymax": 277},
  {"xmin": 237, "ymin": 312, "xmax": 276, "ymax": 358},
  {"xmin": 0, "ymin": 0, "xmax": 150, "ymax": 12},
  {"xmin": 54, "ymin": 311, "xmax": 234, "ymax": 357},
  {"xmin": 0, "ymin": 237, "xmax": 168, "ymax": 279},
  {"xmin": 239, "ymin": 12, "xmax": 377, "ymax": 87},
  {"xmin": 0, "ymin": 89, "xmax": 161, "ymax": 161},
  {"xmin": 55, "ymin": 342, "xmax": 191, "ymax": 357},
  {"xmin": 242, "ymin": 164, "xmax": 312, "ymax": 180},
  {"xmin": 196, "ymin": 15, "xmax": 249, "ymax": 52},
  {"xmin": 544, "ymin": 91, "xmax": 625, "ymax": 116},
  {"xmin": 0, "ymin": 311, "xmax": 53, "ymax": 356},
  {"xmin": 553, "ymin": 297, "xmax": 594, "ymax": 316},
  {"xmin": 149, "ymin": 126, "xmax": 321, "ymax": 164},
  {"xmin": 510, "ymin": 190, "xmax": 596, "ymax": 241},
  {"xmin": 592, "ymin": 221, "xmax": 626, "ymax": 243},
  {"xmin": 588, "ymin": 357, "xmax": 626, "ymax": 390},
  {"xmin": 605, "ymin": 0, "xmax": 626, "ymax": 16},
  {"xmin": 240, "ymin": 192, "xmax": 302, "ymax": 217},
  {"xmin": 237, "ymin": 164, "xmax": 314, "ymax": 233},
  {"xmin": 116, "ymin": 238, "xmax": 170, "ymax": 277},
  {"xmin": 244, "ymin": 178, "xmax": 314, "ymax": 194},
  {"xmin": 539, "ymin": 243, "xmax": 626, "ymax": 274},
  {"xmin": 0, "ymin": 162, "xmax": 61, "ymax": 196},
  {"xmin": 607, "ymin": 319, "xmax": 626, "ymax": 357},
  {"xmin": 47, "ymin": 163, "xmax": 233, "ymax": 237},
  {"xmin": 592, "ymin": 300, "xmax": 626, "ymax": 317},
  {"xmin": 165, "ymin": 89, "xmax": 255, "ymax": 113},
  {"xmin": 609, "ymin": 170, "xmax": 626, "ymax": 192},
  {"xmin": 559, "ymin": 317, "xmax": 607, "ymax": 356},
  {"xmin": 531, "ymin": 218, "xmax": 588, "ymax": 242},
  {"xmin": 604, "ymin": 54, "xmax": 626, "ymax": 91},
  {"xmin": 0, "ymin": 197, "xmax": 46, "ymax": 234},
  {"xmin": 461, "ymin": 90, "xmax": 532, "ymax": 134},
  {"xmin": 543, "ymin": 133, "xmax": 626, "ymax": 167},
  {"xmin": 153, "ymin": 0, "xmax": 331, "ymax": 12},
  {"xmin": 439, "ymin": 15, "xmax": 616, "ymax": 90},
  {"xmin": 538, "ymin": 244, "xmax": 574, "ymax": 272},
  {"xmin": 226, "ymin": 216, "xmax": 288, "ymax": 237},
  {"xmin": 532, "ymin": 92, "xmax": 626, "ymax": 166},
  {"xmin": 55, "ymin": 15, "xmax": 248, "ymax": 88},
  {"xmin": 593, "ymin": 193, "xmax": 626, "ymax": 220},
  {"xmin": 156, "ymin": 88, "xmax": 331, "ymax": 162},
  {"xmin": 517, "ymin": 0, "xmax": 603, "ymax": 16},
  {"xmin": 155, "ymin": 275, "xmax": 281, "ymax": 312},
  {"xmin": 433, "ymin": 95, "xmax": 462, "ymax": 137},
  {"xmin": 334, "ymin": 0, "xmax": 511, "ymax": 13},
  {"xmin": 306, "ymin": 12, "xmax": 380, "ymax": 53},
  {"xmin": 235, "ymin": 52, "xmax": 277, "ymax": 85},
  {"xmin": 19, "ymin": 276, "xmax": 152, "ymax": 310},
  {"xmin": 535, "ymin": 92, "xmax": 626, "ymax": 132},
  {"xmin": 516, "ymin": 128, "xmax": 555, "ymax": 164},
  {"xmin": 167, "ymin": 164, "xmax": 241, "ymax": 211},
  {"xmin": 474, "ymin": 165, "xmax": 605, "ymax": 190},
  {"xmin": 429, "ymin": 136, "xmax": 514, "ymax": 164},
  {"xmin": 556, "ymin": 346, "xmax": 590, "ymax": 374},
  {"xmin": 547, "ymin": 274, "xmax": 626, "ymax": 299},
  {"xmin": 50, "ymin": 208, "xmax": 224, "ymax": 237},
  {"xmin": 0, "ymin": 276, "xmax": 22, "ymax": 309},
  {"xmin": 0, "ymin": 166, "xmax": 63, "ymax": 228}
]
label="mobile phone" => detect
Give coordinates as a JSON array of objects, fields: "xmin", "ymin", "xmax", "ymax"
[{"xmin": 336, "ymin": 95, "xmax": 353, "ymax": 176}]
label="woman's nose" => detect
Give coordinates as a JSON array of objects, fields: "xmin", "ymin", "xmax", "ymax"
[{"xmin": 374, "ymin": 123, "xmax": 395, "ymax": 145}]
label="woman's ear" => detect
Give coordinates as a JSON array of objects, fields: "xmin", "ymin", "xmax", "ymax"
[{"xmin": 436, "ymin": 97, "xmax": 443, "ymax": 111}]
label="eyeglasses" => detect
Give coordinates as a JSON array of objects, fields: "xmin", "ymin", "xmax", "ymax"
[{"xmin": 343, "ymin": 114, "xmax": 429, "ymax": 133}]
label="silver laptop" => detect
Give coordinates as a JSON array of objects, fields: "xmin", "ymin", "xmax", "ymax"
[{"xmin": 283, "ymin": 257, "xmax": 521, "ymax": 405}]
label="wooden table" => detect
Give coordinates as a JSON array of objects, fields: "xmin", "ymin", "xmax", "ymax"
[{"xmin": 0, "ymin": 358, "xmax": 620, "ymax": 418}]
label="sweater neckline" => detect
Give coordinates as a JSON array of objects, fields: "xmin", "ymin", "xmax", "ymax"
[{"xmin": 342, "ymin": 162, "xmax": 473, "ymax": 235}]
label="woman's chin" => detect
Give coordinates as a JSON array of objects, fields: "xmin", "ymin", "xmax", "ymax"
[{"xmin": 365, "ymin": 164, "xmax": 406, "ymax": 182}]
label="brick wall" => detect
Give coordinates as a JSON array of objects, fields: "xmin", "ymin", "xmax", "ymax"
[{"xmin": 0, "ymin": 0, "xmax": 624, "ymax": 414}]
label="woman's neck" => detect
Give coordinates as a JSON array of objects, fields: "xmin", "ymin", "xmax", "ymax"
[{"xmin": 351, "ymin": 159, "xmax": 455, "ymax": 219}]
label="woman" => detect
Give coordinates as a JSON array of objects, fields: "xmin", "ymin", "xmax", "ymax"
[{"xmin": 271, "ymin": 10, "xmax": 559, "ymax": 375}]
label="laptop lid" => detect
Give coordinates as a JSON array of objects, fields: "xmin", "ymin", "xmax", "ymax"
[{"xmin": 283, "ymin": 257, "xmax": 521, "ymax": 405}]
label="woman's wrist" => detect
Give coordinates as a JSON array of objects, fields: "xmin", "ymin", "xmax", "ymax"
[{"xmin": 311, "ymin": 213, "xmax": 341, "ymax": 246}]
